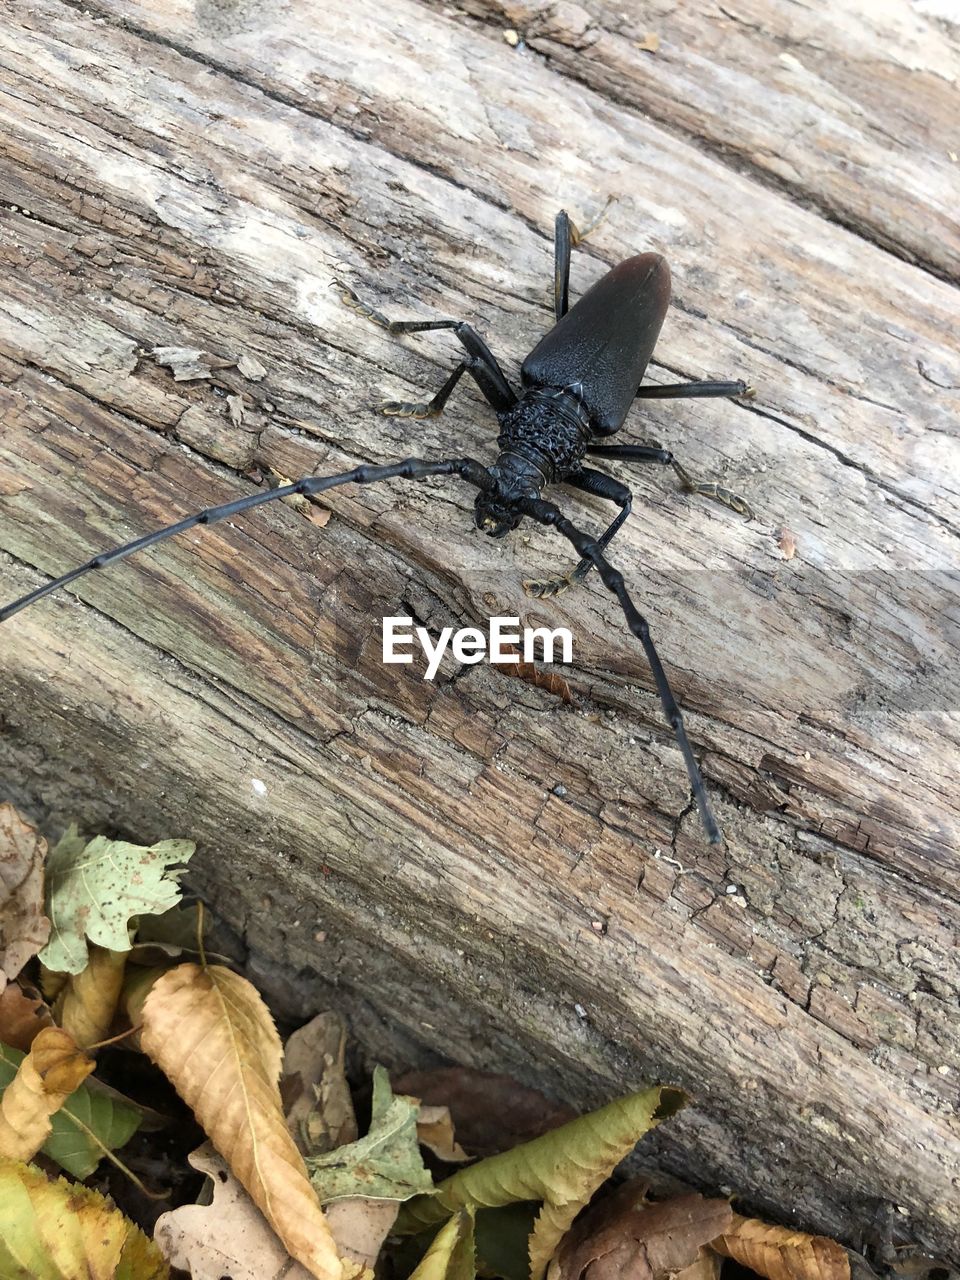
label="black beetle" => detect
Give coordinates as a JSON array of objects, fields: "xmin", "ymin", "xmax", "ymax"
[{"xmin": 1, "ymin": 209, "xmax": 752, "ymax": 843}]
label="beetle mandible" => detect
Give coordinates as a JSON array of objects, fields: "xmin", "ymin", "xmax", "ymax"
[{"xmin": 0, "ymin": 209, "xmax": 753, "ymax": 844}]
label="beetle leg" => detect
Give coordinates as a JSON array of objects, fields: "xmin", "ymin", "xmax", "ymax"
[
  {"xmin": 382, "ymin": 358, "xmax": 483, "ymax": 419},
  {"xmin": 332, "ymin": 280, "xmax": 516, "ymax": 412},
  {"xmin": 524, "ymin": 468, "xmax": 632, "ymax": 598},
  {"xmin": 0, "ymin": 457, "xmax": 496, "ymax": 623},
  {"xmin": 519, "ymin": 494, "xmax": 723, "ymax": 845},
  {"xmin": 587, "ymin": 444, "xmax": 753, "ymax": 520},
  {"xmin": 636, "ymin": 380, "xmax": 754, "ymax": 400},
  {"xmin": 671, "ymin": 460, "xmax": 753, "ymax": 520},
  {"xmin": 553, "ymin": 198, "xmax": 616, "ymax": 320}
]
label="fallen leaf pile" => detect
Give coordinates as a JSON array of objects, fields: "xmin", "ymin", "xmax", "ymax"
[{"xmin": 0, "ymin": 805, "xmax": 881, "ymax": 1279}]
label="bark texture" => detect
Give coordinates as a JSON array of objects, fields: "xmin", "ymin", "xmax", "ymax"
[{"xmin": 0, "ymin": 0, "xmax": 958, "ymax": 1258}]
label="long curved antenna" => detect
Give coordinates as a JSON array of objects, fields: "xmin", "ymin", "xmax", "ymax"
[
  {"xmin": 0, "ymin": 456, "xmax": 494, "ymax": 623},
  {"xmin": 520, "ymin": 495, "xmax": 722, "ymax": 844}
]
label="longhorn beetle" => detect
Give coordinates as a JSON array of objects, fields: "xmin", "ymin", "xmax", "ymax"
[{"xmin": 1, "ymin": 209, "xmax": 753, "ymax": 843}]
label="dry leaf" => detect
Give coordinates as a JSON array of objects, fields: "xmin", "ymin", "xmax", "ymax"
[
  {"xmin": 676, "ymin": 1249, "xmax": 722, "ymax": 1280},
  {"xmin": 713, "ymin": 1213, "xmax": 851, "ymax": 1280},
  {"xmin": 0, "ymin": 1160, "xmax": 168, "ymax": 1278},
  {"xmin": 496, "ymin": 647, "xmax": 573, "ymax": 703},
  {"xmin": 306, "ymin": 1066, "xmax": 433, "ymax": 1203},
  {"xmin": 39, "ymin": 829, "xmax": 194, "ymax": 975},
  {"xmin": 551, "ymin": 1187, "xmax": 733, "ymax": 1280},
  {"xmin": 417, "ymin": 1105, "xmax": 470, "ymax": 1163},
  {"xmin": 155, "ymin": 1143, "xmax": 318, "ymax": 1280},
  {"xmin": 54, "ymin": 945, "xmax": 127, "ymax": 1047},
  {"xmin": 0, "ymin": 804, "xmax": 51, "ymax": 990},
  {"xmin": 304, "ymin": 504, "xmax": 332, "ymax": 527},
  {"xmin": 777, "ymin": 527, "xmax": 797, "ymax": 560},
  {"xmin": 0, "ymin": 1026, "xmax": 94, "ymax": 1162},
  {"xmin": 283, "ymin": 1012, "xmax": 358, "ymax": 1156},
  {"xmin": 325, "ymin": 1199, "xmax": 399, "ymax": 1270},
  {"xmin": 393, "ymin": 1067, "xmax": 576, "ymax": 1158},
  {"xmin": 0, "ymin": 981, "xmax": 54, "ymax": 1052},
  {"xmin": 141, "ymin": 963, "xmax": 345, "ymax": 1280},
  {"xmin": 636, "ymin": 32, "xmax": 660, "ymax": 52}
]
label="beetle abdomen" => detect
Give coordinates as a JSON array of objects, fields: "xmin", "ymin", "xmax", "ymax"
[{"xmin": 521, "ymin": 253, "xmax": 671, "ymax": 436}]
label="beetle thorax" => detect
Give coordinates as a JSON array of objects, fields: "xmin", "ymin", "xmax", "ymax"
[{"xmin": 495, "ymin": 386, "xmax": 591, "ymax": 483}]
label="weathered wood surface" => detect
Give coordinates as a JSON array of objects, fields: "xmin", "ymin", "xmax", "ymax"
[{"xmin": 1, "ymin": 0, "xmax": 958, "ymax": 1257}]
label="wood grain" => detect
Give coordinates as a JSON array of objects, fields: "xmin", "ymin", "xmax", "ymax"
[{"xmin": 0, "ymin": 0, "xmax": 957, "ymax": 1258}]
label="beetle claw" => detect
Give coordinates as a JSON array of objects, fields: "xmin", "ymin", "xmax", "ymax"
[
  {"xmin": 523, "ymin": 574, "xmax": 572, "ymax": 599},
  {"xmin": 382, "ymin": 400, "xmax": 438, "ymax": 419}
]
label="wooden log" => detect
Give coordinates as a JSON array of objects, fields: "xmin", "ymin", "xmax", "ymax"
[{"xmin": 0, "ymin": 0, "xmax": 958, "ymax": 1259}]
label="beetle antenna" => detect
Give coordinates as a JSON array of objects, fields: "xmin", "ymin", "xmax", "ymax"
[
  {"xmin": 0, "ymin": 456, "xmax": 495, "ymax": 623},
  {"xmin": 520, "ymin": 495, "xmax": 722, "ymax": 844}
]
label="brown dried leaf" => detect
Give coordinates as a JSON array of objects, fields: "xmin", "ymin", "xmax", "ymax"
[
  {"xmin": 713, "ymin": 1213, "xmax": 851, "ymax": 1280},
  {"xmin": 141, "ymin": 963, "xmax": 345, "ymax": 1280},
  {"xmin": 496, "ymin": 646, "xmax": 573, "ymax": 703},
  {"xmin": 0, "ymin": 1025, "xmax": 94, "ymax": 1162},
  {"xmin": 283, "ymin": 1012, "xmax": 358, "ymax": 1156},
  {"xmin": 0, "ymin": 803, "xmax": 51, "ymax": 990},
  {"xmin": 0, "ymin": 980, "xmax": 54, "ymax": 1051},
  {"xmin": 393, "ymin": 1067, "xmax": 576, "ymax": 1159},
  {"xmin": 552, "ymin": 1188, "xmax": 733, "ymax": 1280},
  {"xmin": 54, "ymin": 944, "xmax": 128, "ymax": 1048}
]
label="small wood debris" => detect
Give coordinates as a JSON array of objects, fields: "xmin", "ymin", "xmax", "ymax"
[
  {"xmin": 225, "ymin": 394, "xmax": 245, "ymax": 427},
  {"xmin": 636, "ymin": 31, "xmax": 660, "ymax": 52},
  {"xmin": 237, "ymin": 353, "xmax": 267, "ymax": 381},
  {"xmin": 777, "ymin": 526, "xmax": 797, "ymax": 560}
]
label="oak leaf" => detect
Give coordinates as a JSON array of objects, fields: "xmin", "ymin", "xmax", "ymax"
[
  {"xmin": 39, "ymin": 828, "xmax": 195, "ymax": 975},
  {"xmin": 154, "ymin": 1144, "xmax": 320, "ymax": 1280},
  {"xmin": 550, "ymin": 1186, "xmax": 733, "ymax": 1280},
  {"xmin": 0, "ymin": 1027, "xmax": 93, "ymax": 1163},
  {"xmin": 141, "ymin": 962, "xmax": 345, "ymax": 1280},
  {"xmin": 0, "ymin": 1160, "xmax": 169, "ymax": 1278}
]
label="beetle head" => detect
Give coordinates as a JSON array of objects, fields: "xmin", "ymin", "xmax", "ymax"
[{"xmin": 474, "ymin": 453, "xmax": 544, "ymax": 539}]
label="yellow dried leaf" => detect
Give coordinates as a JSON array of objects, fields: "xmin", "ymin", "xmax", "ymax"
[
  {"xmin": 713, "ymin": 1213, "xmax": 850, "ymax": 1280},
  {"xmin": 0, "ymin": 1160, "xmax": 169, "ymax": 1278},
  {"xmin": 141, "ymin": 963, "xmax": 344, "ymax": 1280},
  {"xmin": 0, "ymin": 1027, "xmax": 94, "ymax": 1163},
  {"xmin": 54, "ymin": 945, "xmax": 128, "ymax": 1048}
]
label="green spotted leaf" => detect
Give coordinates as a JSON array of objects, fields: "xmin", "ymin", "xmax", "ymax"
[{"xmin": 38, "ymin": 827, "xmax": 195, "ymax": 974}]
